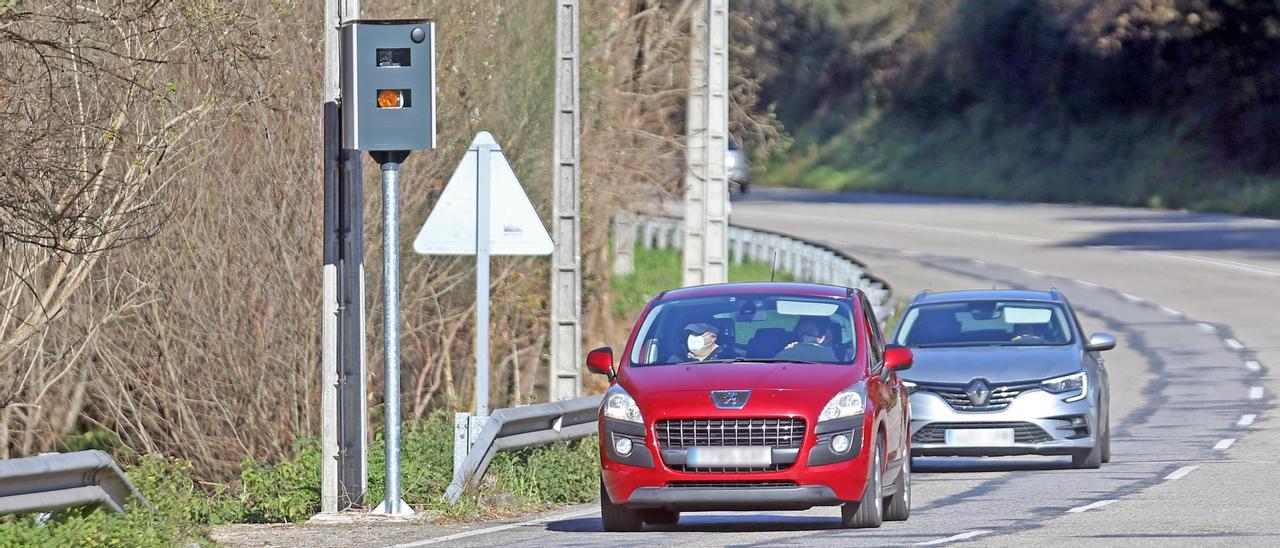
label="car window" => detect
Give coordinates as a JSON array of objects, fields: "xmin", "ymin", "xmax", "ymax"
[
  {"xmin": 863, "ymin": 298, "xmax": 883, "ymax": 368},
  {"xmin": 628, "ymin": 294, "xmax": 857, "ymax": 366},
  {"xmin": 894, "ymin": 300, "xmax": 1074, "ymax": 347}
]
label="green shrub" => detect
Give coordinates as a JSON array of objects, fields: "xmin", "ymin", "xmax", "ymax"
[{"xmin": 0, "ymin": 456, "xmax": 211, "ymax": 547}]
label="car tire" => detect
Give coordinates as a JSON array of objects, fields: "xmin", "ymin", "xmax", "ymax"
[
  {"xmin": 1101, "ymin": 410, "xmax": 1112, "ymax": 464},
  {"xmin": 740, "ymin": 182, "xmax": 750, "ymax": 194},
  {"xmin": 641, "ymin": 509, "xmax": 679, "ymax": 525},
  {"xmin": 1072, "ymin": 443, "xmax": 1103, "ymax": 469},
  {"xmin": 841, "ymin": 438, "xmax": 884, "ymax": 529},
  {"xmin": 600, "ymin": 477, "xmax": 643, "ymax": 532},
  {"xmin": 883, "ymin": 450, "xmax": 911, "ymax": 521}
]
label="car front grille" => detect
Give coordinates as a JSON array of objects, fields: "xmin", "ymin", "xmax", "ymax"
[
  {"xmin": 912, "ymin": 421, "xmax": 1053, "ymax": 444},
  {"xmin": 655, "ymin": 418, "xmax": 806, "ymax": 448},
  {"xmin": 665, "ymin": 480, "xmax": 797, "ymax": 489},
  {"xmin": 915, "ymin": 380, "xmax": 1041, "ymax": 411},
  {"xmin": 656, "ymin": 417, "xmax": 805, "ymax": 473}
]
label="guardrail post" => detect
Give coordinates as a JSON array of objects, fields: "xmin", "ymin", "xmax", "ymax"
[{"xmin": 613, "ymin": 213, "xmax": 636, "ymax": 276}]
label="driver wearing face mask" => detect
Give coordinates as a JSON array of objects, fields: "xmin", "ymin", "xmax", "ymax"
[{"xmin": 669, "ymin": 322, "xmax": 731, "ymax": 363}]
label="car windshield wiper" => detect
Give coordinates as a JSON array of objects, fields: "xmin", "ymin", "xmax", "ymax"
[{"xmin": 698, "ymin": 358, "xmax": 821, "ymax": 365}]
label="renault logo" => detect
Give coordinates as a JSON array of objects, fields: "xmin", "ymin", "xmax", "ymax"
[
  {"xmin": 965, "ymin": 379, "xmax": 991, "ymax": 406},
  {"xmin": 711, "ymin": 390, "xmax": 751, "ymax": 409}
]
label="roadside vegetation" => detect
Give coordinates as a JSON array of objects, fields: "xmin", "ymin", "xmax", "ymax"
[
  {"xmin": 612, "ymin": 246, "xmax": 793, "ymax": 315},
  {"xmin": 0, "ymin": 413, "xmax": 599, "ymax": 545},
  {"xmin": 739, "ymin": 0, "xmax": 1280, "ymax": 217}
]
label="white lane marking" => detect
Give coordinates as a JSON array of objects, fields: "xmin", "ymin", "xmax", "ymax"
[
  {"xmin": 1214, "ymin": 438, "xmax": 1236, "ymax": 451},
  {"xmin": 1067, "ymin": 499, "xmax": 1117, "ymax": 513},
  {"xmin": 1073, "ymin": 279, "xmax": 1099, "ymax": 288},
  {"xmin": 1164, "ymin": 466, "xmax": 1198, "ymax": 481},
  {"xmin": 1159, "ymin": 306, "xmax": 1183, "ymax": 317},
  {"xmin": 1195, "ymin": 322, "xmax": 1216, "ymax": 334},
  {"xmin": 901, "ymin": 249, "xmax": 923, "ymax": 256},
  {"xmin": 1238, "ymin": 414, "xmax": 1257, "ymax": 427},
  {"xmin": 916, "ymin": 530, "xmax": 993, "ymax": 546},
  {"xmin": 1225, "ymin": 338, "xmax": 1246, "ymax": 351},
  {"xmin": 1245, "ymin": 360, "xmax": 1262, "ymax": 372},
  {"xmin": 1250, "ymin": 386, "xmax": 1265, "ymax": 399},
  {"xmin": 1087, "ymin": 245, "xmax": 1119, "ymax": 251},
  {"xmin": 1138, "ymin": 250, "xmax": 1280, "ymax": 278},
  {"xmin": 1120, "ymin": 293, "xmax": 1143, "ymax": 303},
  {"xmin": 391, "ymin": 506, "xmax": 599, "ymax": 547},
  {"xmin": 971, "ymin": 259, "xmax": 987, "ymax": 266},
  {"xmin": 759, "ymin": 212, "xmax": 1051, "ymax": 244},
  {"xmin": 1021, "ymin": 269, "xmax": 1044, "ymax": 277}
]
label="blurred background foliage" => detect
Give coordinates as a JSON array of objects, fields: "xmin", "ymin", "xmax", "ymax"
[{"xmin": 738, "ymin": 0, "xmax": 1280, "ymax": 215}]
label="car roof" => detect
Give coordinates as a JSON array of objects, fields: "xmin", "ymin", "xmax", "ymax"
[
  {"xmin": 910, "ymin": 288, "xmax": 1064, "ymax": 305},
  {"xmin": 658, "ymin": 282, "xmax": 853, "ymax": 302}
]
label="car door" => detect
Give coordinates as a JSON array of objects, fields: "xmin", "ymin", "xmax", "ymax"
[{"xmin": 863, "ymin": 296, "xmax": 905, "ymax": 462}]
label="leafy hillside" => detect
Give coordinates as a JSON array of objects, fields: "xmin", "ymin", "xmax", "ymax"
[{"xmin": 738, "ymin": 0, "xmax": 1280, "ymax": 216}]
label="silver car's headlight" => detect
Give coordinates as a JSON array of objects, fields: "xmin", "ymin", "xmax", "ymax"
[
  {"xmin": 902, "ymin": 380, "xmax": 920, "ymax": 395},
  {"xmin": 603, "ymin": 385, "xmax": 644, "ymax": 424},
  {"xmin": 1042, "ymin": 371, "xmax": 1088, "ymax": 402},
  {"xmin": 819, "ymin": 382, "xmax": 867, "ymax": 422}
]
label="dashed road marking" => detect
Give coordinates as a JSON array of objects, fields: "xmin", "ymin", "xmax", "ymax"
[
  {"xmin": 971, "ymin": 259, "xmax": 986, "ymax": 266},
  {"xmin": 1021, "ymin": 269, "xmax": 1043, "ymax": 277},
  {"xmin": 1067, "ymin": 499, "xmax": 1117, "ymax": 513},
  {"xmin": 391, "ymin": 506, "xmax": 600, "ymax": 547},
  {"xmin": 1238, "ymin": 414, "xmax": 1257, "ymax": 427},
  {"xmin": 1073, "ymin": 279, "xmax": 1099, "ymax": 288},
  {"xmin": 1213, "ymin": 438, "xmax": 1236, "ymax": 451},
  {"xmin": 917, "ymin": 530, "xmax": 992, "ymax": 546},
  {"xmin": 1245, "ymin": 360, "xmax": 1262, "ymax": 372},
  {"xmin": 1159, "ymin": 306, "xmax": 1183, "ymax": 317},
  {"xmin": 1164, "ymin": 466, "xmax": 1198, "ymax": 481},
  {"xmin": 1120, "ymin": 293, "xmax": 1143, "ymax": 303},
  {"xmin": 901, "ymin": 250, "xmax": 923, "ymax": 256},
  {"xmin": 1250, "ymin": 386, "xmax": 1265, "ymax": 400},
  {"xmin": 1225, "ymin": 338, "xmax": 1245, "ymax": 351},
  {"xmin": 1195, "ymin": 322, "xmax": 1216, "ymax": 334}
]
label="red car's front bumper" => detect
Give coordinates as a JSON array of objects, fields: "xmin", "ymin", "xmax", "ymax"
[{"xmin": 600, "ymin": 414, "xmax": 873, "ymax": 511}]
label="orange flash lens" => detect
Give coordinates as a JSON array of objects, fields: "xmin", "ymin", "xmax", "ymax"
[{"xmin": 377, "ymin": 89, "xmax": 403, "ymax": 108}]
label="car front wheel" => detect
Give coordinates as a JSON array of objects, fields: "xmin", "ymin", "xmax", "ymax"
[
  {"xmin": 883, "ymin": 450, "xmax": 910, "ymax": 521},
  {"xmin": 600, "ymin": 477, "xmax": 643, "ymax": 532},
  {"xmin": 841, "ymin": 438, "xmax": 885, "ymax": 528}
]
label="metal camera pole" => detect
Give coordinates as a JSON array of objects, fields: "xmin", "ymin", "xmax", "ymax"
[{"xmin": 372, "ymin": 149, "xmax": 409, "ymax": 516}]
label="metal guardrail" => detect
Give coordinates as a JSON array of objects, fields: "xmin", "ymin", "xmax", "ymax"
[
  {"xmin": 0, "ymin": 450, "xmax": 148, "ymax": 516},
  {"xmin": 623, "ymin": 214, "xmax": 893, "ymax": 322},
  {"xmin": 445, "ymin": 396, "xmax": 602, "ymax": 504}
]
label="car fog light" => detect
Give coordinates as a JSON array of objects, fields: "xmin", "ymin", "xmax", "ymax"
[
  {"xmin": 614, "ymin": 436, "xmax": 633, "ymax": 456},
  {"xmin": 831, "ymin": 433, "xmax": 852, "ymax": 454}
]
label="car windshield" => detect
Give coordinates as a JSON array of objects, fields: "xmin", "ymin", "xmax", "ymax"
[
  {"xmin": 628, "ymin": 294, "xmax": 858, "ymax": 366},
  {"xmin": 894, "ymin": 300, "xmax": 1075, "ymax": 347}
]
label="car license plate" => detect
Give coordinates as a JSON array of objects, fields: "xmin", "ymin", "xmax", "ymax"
[
  {"xmin": 945, "ymin": 428, "xmax": 1015, "ymax": 447},
  {"xmin": 687, "ymin": 446, "xmax": 772, "ymax": 467}
]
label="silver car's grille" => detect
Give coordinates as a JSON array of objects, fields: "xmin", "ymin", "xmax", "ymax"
[
  {"xmin": 912, "ymin": 421, "xmax": 1053, "ymax": 444},
  {"xmin": 655, "ymin": 418, "xmax": 805, "ymax": 448},
  {"xmin": 915, "ymin": 380, "xmax": 1041, "ymax": 411}
]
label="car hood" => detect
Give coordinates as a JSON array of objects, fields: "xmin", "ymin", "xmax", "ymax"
[
  {"xmin": 620, "ymin": 362, "xmax": 861, "ymax": 395},
  {"xmin": 902, "ymin": 345, "xmax": 1084, "ymax": 384}
]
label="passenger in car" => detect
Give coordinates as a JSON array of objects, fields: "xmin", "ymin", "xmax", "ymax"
[{"xmin": 667, "ymin": 322, "xmax": 733, "ymax": 363}]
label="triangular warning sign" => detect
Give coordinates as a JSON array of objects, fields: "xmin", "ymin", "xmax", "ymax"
[{"xmin": 412, "ymin": 131, "xmax": 553, "ymax": 256}]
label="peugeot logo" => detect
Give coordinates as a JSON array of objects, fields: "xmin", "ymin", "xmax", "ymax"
[
  {"xmin": 965, "ymin": 379, "xmax": 991, "ymax": 406},
  {"xmin": 711, "ymin": 390, "xmax": 751, "ymax": 409}
]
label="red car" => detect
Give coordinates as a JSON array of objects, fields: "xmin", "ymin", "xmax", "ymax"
[{"xmin": 588, "ymin": 282, "xmax": 914, "ymax": 531}]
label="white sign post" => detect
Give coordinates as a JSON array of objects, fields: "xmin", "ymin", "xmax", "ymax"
[{"xmin": 414, "ymin": 131, "xmax": 552, "ymax": 416}]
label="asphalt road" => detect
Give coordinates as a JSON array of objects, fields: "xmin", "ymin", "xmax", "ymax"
[{"xmin": 224, "ymin": 189, "xmax": 1279, "ymax": 547}]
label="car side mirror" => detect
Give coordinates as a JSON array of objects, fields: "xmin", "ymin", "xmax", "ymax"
[
  {"xmin": 884, "ymin": 344, "xmax": 914, "ymax": 372},
  {"xmin": 587, "ymin": 347, "xmax": 615, "ymax": 381},
  {"xmin": 1085, "ymin": 333, "xmax": 1116, "ymax": 352}
]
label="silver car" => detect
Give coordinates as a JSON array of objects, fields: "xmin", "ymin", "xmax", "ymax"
[
  {"xmin": 727, "ymin": 138, "xmax": 749, "ymax": 193},
  {"xmin": 890, "ymin": 289, "xmax": 1115, "ymax": 469}
]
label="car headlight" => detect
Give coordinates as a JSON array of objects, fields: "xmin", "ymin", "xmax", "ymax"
[
  {"xmin": 1042, "ymin": 371, "xmax": 1088, "ymax": 402},
  {"xmin": 819, "ymin": 382, "xmax": 866, "ymax": 422},
  {"xmin": 902, "ymin": 380, "xmax": 919, "ymax": 395},
  {"xmin": 725, "ymin": 154, "xmax": 737, "ymax": 168},
  {"xmin": 603, "ymin": 385, "xmax": 644, "ymax": 424}
]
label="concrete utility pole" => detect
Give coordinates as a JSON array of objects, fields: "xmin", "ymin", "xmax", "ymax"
[
  {"xmin": 550, "ymin": 0, "xmax": 582, "ymax": 401},
  {"xmin": 321, "ymin": 0, "xmax": 367, "ymax": 513},
  {"xmin": 682, "ymin": 0, "xmax": 730, "ymax": 287}
]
